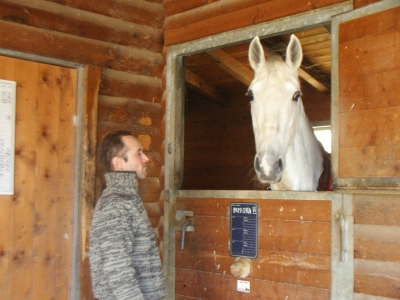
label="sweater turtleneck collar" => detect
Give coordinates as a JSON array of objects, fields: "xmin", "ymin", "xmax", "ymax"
[{"xmin": 104, "ymin": 171, "xmax": 139, "ymax": 196}]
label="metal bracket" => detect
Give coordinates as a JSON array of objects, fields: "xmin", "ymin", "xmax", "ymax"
[
  {"xmin": 175, "ymin": 210, "xmax": 194, "ymax": 223},
  {"xmin": 176, "ymin": 210, "xmax": 195, "ymax": 250},
  {"xmin": 340, "ymin": 216, "xmax": 348, "ymax": 262}
]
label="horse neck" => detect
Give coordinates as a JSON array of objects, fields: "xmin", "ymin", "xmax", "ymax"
[
  {"xmin": 283, "ymin": 103, "xmax": 323, "ymax": 190},
  {"xmin": 296, "ymin": 105, "xmax": 319, "ymax": 153}
]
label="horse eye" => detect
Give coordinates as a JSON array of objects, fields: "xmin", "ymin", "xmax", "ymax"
[
  {"xmin": 246, "ymin": 90, "xmax": 254, "ymax": 101},
  {"xmin": 293, "ymin": 91, "xmax": 301, "ymax": 102}
]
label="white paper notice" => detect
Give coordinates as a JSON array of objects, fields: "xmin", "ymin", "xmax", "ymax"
[
  {"xmin": 237, "ymin": 280, "xmax": 250, "ymax": 293},
  {"xmin": 0, "ymin": 79, "xmax": 16, "ymax": 195}
]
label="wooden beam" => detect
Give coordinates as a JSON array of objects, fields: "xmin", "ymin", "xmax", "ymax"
[
  {"xmin": 62, "ymin": 0, "xmax": 165, "ymax": 28},
  {"xmin": 206, "ymin": 48, "xmax": 328, "ymax": 92},
  {"xmin": 206, "ymin": 49, "xmax": 253, "ymax": 86},
  {"xmin": 164, "ymin": 0, "xmax": 343, "ymax": 46},
  {"xmin": 185, "ymin": 69, "xmax": 227, "ymax": 105},
  {"xmin": 0, "ymin": 20, "xmax": 115, "ymax": 67},
  {"xmin": 298, "ymin": 69, "xmax": 328, "ymax": 92},
  {"xmin": 0, "ymin": 0, "xmax": 163, "ymax": 52}
]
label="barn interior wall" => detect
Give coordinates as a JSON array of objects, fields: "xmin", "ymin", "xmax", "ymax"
[
  {"xmin": 183, "ymin": 91, "xmax": 257, "ymax": 190},
  {"xmin": 183, "ymin": 79, "xmax": 330, "ymax": 191},
  {"xmin": 165, "ymin": 0, "xmax": 400, "ymax": 299},
  {"xmin": 0, "ymin": 1, "xmax": 165, "ymax": 299},
  {"xmin": 0, "ymin": 0, "xmax": 397, "ymax": 300}
]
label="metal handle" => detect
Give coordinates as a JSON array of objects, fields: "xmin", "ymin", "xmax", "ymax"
[
  {"xmin": 181, "ymin": 219, "xmax": 189, "ymax": 250},
  {"xmin": 176, "ymin": 210, "xmax": 195, "ymax": 250}
]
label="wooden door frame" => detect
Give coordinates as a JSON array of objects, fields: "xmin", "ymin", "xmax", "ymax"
[
  {"xmin": 0, "ymin": 49, "xmax": 100, "ymax": 299},
  {"xmin": 164, "ymin": 2, "xmax": 353, "ymax": 299}
]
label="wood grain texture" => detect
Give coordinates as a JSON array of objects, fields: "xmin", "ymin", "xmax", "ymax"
[
  {"xmin": 176, "ymin": 268, "xmax": 330, "ymax": 299},
  {"xmin": 55, "ymin": 67, "xmax": 77, "ymax": 299},
  {"xmin": 0, "ymin": 56, "xmax": 17, "ymax": 300},
  {"xmin": 32, "ymin": 63, "xmax": 62, "ymax": 299},
  {"xmin": 354, "ymin": 194, "xmax": 400, "ymax": 227},
  {"xmin": 354, "ymin": 193, "xmax": 400, "ymax": 298},
  {"xmin": 0, "ymin": 1, "xmax": 163, "ymax": 52},
  {"xmin": 8, "ymin": 59, "xmax": 39, "ymax": 300},
  {"xmin": 355, "ymin": 259, "xmax": 400, "ymax": 298},
  {"xmin": 80, "ymin": 66, "xmax": 101, "ymax": 300},
  {"xmin": 0, "ymin": 20, "xmax": 115, "ymax": 67},
  {"xmin": 176, "ymin": 197, "xmax": 331, "ymax": 298},
  {"xmin": 164, "ymin": 0, "xmax": 209, "ymax": 16},
  {"xmin": 354, "ymin": 224, "xmax": 400, "ymax": 262},
  {"xmin": 106, "ymin": 46, "xmax": 164, "ymax": 78},
  {"xmin": 100, "ymin": 69, "xmax": 163, "ymax": 103},
  {"xmin": 164, "ymin": 0, "xmax": 346, "ymax": 46},
  {"xmin": 0, "ymin": 57, "xmax": 77, "ymax": 300},
  {"xmin": 338, "ymin": 6, "xmax": 400, "ymax": 178},
  {"xmin": 46, "ymin": 0, "xmax": 165, "ymax": 28}
]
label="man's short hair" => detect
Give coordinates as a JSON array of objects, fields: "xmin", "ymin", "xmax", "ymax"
[{"xmin": 99, "ymin": 130, "xmax": 133, "ymax": 171}]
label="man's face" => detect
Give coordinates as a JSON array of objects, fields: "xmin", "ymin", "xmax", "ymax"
[{"xmin": 116, "ymin": 135, "xmax": 149, "ymax": 179}]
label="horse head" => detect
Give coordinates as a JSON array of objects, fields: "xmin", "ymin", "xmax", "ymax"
[{"xmin": 248, "ymin": 34, "xmax": 322, "ymax": 190}]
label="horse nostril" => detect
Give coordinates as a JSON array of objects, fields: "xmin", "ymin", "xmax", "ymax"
[{"xmin": 275, "ymin": 158, "xmax": 283, "ymax": 173}]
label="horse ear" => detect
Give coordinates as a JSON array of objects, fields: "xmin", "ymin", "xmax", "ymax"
[
  {"xmin": 286, "ymin": 34, "xmax": 303, "ymax": 70},
  {"xmin": 248, "ymin": 36, "xmax": 265, "ymax": 72}
]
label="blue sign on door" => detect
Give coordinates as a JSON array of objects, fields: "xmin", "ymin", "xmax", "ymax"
[{"xmin": 230, "ymin": 203, "xmax": 258, "ymax": 258}]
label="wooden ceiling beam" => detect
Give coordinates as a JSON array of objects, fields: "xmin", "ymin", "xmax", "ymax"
[
  {"xmin": 185, "ymin": 69, "xmax": 228, "ymax": 105},
  {"xmin": 206, "ymin": 49, "xmax": 253, "ymax": 86},
  {"xmin": 298, "ymin": 69, "xmax": 328, "ymax": 92},
  {"xmin": 207, "ymin": 47, "xmax": 328, "ymax": 93}
]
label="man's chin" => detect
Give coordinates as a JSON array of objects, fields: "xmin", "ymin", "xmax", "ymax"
[{"xmin": 137, "ymin": 172, "xmax": 147, "ymax": 180}]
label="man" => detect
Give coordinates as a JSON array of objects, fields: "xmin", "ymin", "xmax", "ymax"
[{"xmin": 90, "ymin": 130, "xmax": 165, "ymax": 300}]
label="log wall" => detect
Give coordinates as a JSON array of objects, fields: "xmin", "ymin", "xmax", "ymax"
[{"xmin": 0, "ymin": 0, "xmax": 165, "ymax": 299}]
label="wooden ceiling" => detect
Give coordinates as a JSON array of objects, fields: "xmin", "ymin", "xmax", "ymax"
[{"xmin": 184, "ymin": 26, "xmax": 331, "ymax": 104}]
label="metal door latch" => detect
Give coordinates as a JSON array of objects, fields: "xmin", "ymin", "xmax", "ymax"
[{"xmin": 176, "ymin": 210, "xmax": 194, "ymax": 250}]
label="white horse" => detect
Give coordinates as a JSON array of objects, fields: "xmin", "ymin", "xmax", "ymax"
[{"xmin": 248, "ymin": 34, "xmax": 324, "ymax": 191}]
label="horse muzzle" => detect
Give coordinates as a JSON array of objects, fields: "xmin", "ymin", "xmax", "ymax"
[{"xmin": 254, "ymin": 153, "xmax": 284, "ymax": 183}]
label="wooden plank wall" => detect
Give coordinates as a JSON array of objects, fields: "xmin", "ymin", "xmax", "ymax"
[
  {"xmin": 0, "ymin": 1, "xmax": 165, "ymax": 299},
  {"xmin": 176, "ymin": 197, "xmax": 332, "ymax": 299},
  {"xmin": 353, "ymin": 194, "xmax": 400, "ymax": 299},
  {"xmin": 183, "ymin": 81, "xmax": 330, "ymax": 191},
  {"xmin": 0, "ymin": 56, "xmax": 76, "ymax": 299},
  {"xmin": 338, "ymin": 5, "xmax": 400, "ymax": 179},
  {"xmin": 183, "ymin": 91, "xmax": 258, "ymax": 190}
]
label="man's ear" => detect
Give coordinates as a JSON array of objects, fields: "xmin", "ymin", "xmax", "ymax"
[{"xmin": 111, "ymin": 156, "xmax": 123, "ymax": 171}]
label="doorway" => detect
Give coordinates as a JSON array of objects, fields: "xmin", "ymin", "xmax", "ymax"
[
  {"xmin": 0, "ymin": 55, "xmax": 78, "ymax": 299},
  {"xmin": 183, "ymin": 27, "xmax": 332, "ymax": 190}
]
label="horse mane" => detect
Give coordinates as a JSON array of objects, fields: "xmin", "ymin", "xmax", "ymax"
[{"xmin": 317, "ymin": 141, "xmax": 332, "ymax": 191}]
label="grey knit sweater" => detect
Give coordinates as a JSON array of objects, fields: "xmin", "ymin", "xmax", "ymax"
[{"xmin": 89, "ymin": 171, "xmax": 165, "ymax": 300}]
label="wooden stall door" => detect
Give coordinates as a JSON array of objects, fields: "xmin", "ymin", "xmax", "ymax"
[
  {"xmin": 175, "ymin": 197, "xmax": 332, "ymax": 299},
  {"xmin": 333, "ymin": 2, "xmax": 400, "ymax": 298},
  {"xmin": 0, "ymin": 56, "xmax": 77, "ymax": 299},
  {"xmin": 336, "ymin": 1, "xmax": 400, "ymax": 186}
]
